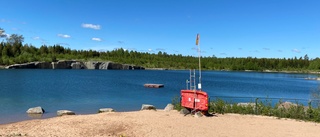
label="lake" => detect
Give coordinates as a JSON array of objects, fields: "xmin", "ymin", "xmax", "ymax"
[{"xmin": 0, "ymin": 70, "xmax": 318, "ymax": 124}]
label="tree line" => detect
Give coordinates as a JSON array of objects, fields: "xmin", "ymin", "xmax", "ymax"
[{"xmin": 1, "ymin": 28, "xmax": 320, "ymax": 71}]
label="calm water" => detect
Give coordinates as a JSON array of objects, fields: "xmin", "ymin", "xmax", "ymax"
[{"xmin": 0, "ymin": 70, "xmax": 318, "ymax": 124}]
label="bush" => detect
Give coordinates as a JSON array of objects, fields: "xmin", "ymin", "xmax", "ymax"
[
  {"xmin": 208, "ymin": 98, "xmax": 320, "ymax": 123},
  {"xmin": 171, "ymin": 96, "xmax": 183, "ymax": 111}
]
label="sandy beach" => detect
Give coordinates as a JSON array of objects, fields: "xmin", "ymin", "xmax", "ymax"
[{"xmin": 0, "ymin": 110, "xmax": 319, "ymax": 137}]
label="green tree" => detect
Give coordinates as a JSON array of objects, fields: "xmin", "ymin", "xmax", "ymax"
[
  {"xmin": 0, "ymin": 28, "xmax": 6, "ymax": 38},
  {"xmin": 6, "ymin": 34, "xmax": 24, "ymax": 45}
]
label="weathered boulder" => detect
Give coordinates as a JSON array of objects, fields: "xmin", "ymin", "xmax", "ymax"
[
  {"xmin": 164, "ymin": 104, "xmax": 174, "ymax": 112},
  {"xmin": 141, "ymin": 104, "xmax": 156, "ymax": 110},
  {"xmin": 98, "ymin": 108, "xmax": 115, "ymax": 113},
  {"xmin": 57, "ymin": 110, "xmax": 75, "ymax": 116},
  {"xmin": 277, "ymin": 101, "xmax": 298, "ymax": 109},
  {"xmin": 180, "ymin": 108, "xmax": 191, "ymax": 115},
  {"xmin": 27, "ymin": 113, "xmax": 43, "ymax": 119},
  {"xmin": 26, "ymin": 106, "xmax": 45, "ymax": 114},
  {"xmin": 194, "ymin": 111, "xmax": 203, "ymax": 118}
]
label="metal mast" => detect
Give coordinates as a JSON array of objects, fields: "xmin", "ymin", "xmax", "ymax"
[{"xmin": 196, "ymin": 33, "xmax": 202, "ymax": 91}]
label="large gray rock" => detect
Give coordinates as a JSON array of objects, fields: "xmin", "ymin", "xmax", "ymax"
[
  {"xmin": 98, "ymin": 108, "xmax": 115, "ymax": 113},
  {"xmin": 141, "ymin": 104, "xmax": 156, "ymax": 110},
  {"xmin": 194, "ymin": 111, "xmax": 203, "ymax": 118},
  {"xmin": 180, "ymin": 108, "xmax": 191, "ymax": 115},
  {"xmin": 26, "ymin": 106, "xmax": 45, "ymax": 114},
  {"xmin": 164, "ymin": 104, "xmax": 174, "ymax": 112},
  {"xmin": 277, "ymin": 101, "xmax": 298, "ymax": 109},
  {"xmin": 57, "ymin": 110, "xmax": 75, "ymax": 116}
]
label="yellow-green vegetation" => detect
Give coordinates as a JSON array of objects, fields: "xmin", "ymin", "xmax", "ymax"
[
  {"xmin": 172, "ymin": 96, "xmax": 320, "ymax": 122},
  {"xmin": 211, "ymin": 98, "xmax": 320, "ymax": 122}
]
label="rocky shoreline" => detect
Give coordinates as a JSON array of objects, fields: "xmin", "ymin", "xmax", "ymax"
[{"xmin": 4, "ymin": 60, "xmax": 145, "ymax": 70}]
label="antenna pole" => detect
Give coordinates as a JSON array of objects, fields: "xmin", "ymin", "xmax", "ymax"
[{"xmin": 196, "ymin": 33, "xmax": 202, "ymax": 91}]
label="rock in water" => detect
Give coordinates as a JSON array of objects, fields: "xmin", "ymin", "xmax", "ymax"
[
  {"xmin": 57, "ymin": 110, "xmax": 75, "ymax": 116},
  {"xmin": 26, "ymin": 106, "xmax": 45, "ymax": 114},
  {"xmin": 141, "ymin": 104, "xmax": 157, "ymax": 110},
  {"xmin": 98, "ymin": 108, "xmax": 115, "ymax": 113}
]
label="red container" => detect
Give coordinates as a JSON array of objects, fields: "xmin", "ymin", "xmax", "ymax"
[{"xmin": 181, "ymin": 90, "xmax": 209, "ymax": 111}]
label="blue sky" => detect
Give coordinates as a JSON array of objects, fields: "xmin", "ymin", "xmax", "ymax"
[{"xmin": 0, "ymin": 0, "xmax": 319, "ymax": 59}]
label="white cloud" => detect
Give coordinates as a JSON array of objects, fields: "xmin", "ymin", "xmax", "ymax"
[
  {"xmin": 82, "ymin": 23, "xmax": 101, "ymax": 30},
  {"xmin": 33, "ymin": 36, "xmax": 40, "ymax": 40},
  {"xmin": 292, "ymin": 49, "xmax": 301, "ymax": 53},
  {"xmin": 92, "ymin": 37, "xmax": 102, "ymax": 42},
  {"xmin": 57, "ymin": 34, "xmax": 71, "ymax": 38}
]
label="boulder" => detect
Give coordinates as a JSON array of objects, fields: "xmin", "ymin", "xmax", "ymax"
[
  {"xmin": 98, "ymin": 108, "xmax": 115, "ymax": 113},
  {"xmin": 164, "ymin": 104, "xmax": 174, "ymax": 111},
  {"xmin": 194, "ymin": 111, "xmax": 203, "ymax": 118},
  {"xmin": 277, "ymin": 101, "xmax": 298, "ymax": 109},
  {"xmin": 180, "ymin": 108, "xmax": 191, "ymax": 115},
  {"xmin": 141, "ymin": 104, "xmax": 156, "ymax": 110},
  {"xmin": 26, "ymin": 106, "xmax": 45, "ymax": 114},
  {"xmin": 27, "ymin": 114, "xmax": 43, "ymax": 119},
  {"xmin": 57, "ymin": 110, "xmax": 75, "ymax": 116}
]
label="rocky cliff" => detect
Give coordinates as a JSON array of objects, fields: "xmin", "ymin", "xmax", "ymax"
[{"xmin": 5, "ymin": 60, "xmax": 145, "ymax": 70}]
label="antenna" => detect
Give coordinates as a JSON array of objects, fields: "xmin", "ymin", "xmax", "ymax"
[{"xmin": 196, "ymin": 33, "xmax": 202, "ymax": 91}]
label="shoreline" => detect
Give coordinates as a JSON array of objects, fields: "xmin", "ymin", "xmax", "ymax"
[{"xmin": 1, "ymin": 110, "xmax": 319, "ymax": 137}]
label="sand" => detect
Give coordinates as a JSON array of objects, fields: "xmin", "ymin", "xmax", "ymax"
[{"xmin": 0, "ymin": 110, "xmax": 319, "ymax": 137}]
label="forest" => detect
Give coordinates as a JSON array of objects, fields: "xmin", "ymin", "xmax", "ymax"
[{"xmin": 1, "ymin": 28, "xmax": 320, "ymax": 71}]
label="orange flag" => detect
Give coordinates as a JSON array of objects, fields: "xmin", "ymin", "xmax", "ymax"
[{"xmin": 196, "ymin": 33, "xmax": 200, "ymax": 45}]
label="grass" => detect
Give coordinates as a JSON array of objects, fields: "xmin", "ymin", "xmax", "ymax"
[
  {"xmin": 172, "ymin": 96, "xmax": 320, "ymax": 123},
  {"xmin": 209, "ymin": 98, "xmax": 320, "ymax": 122}
]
